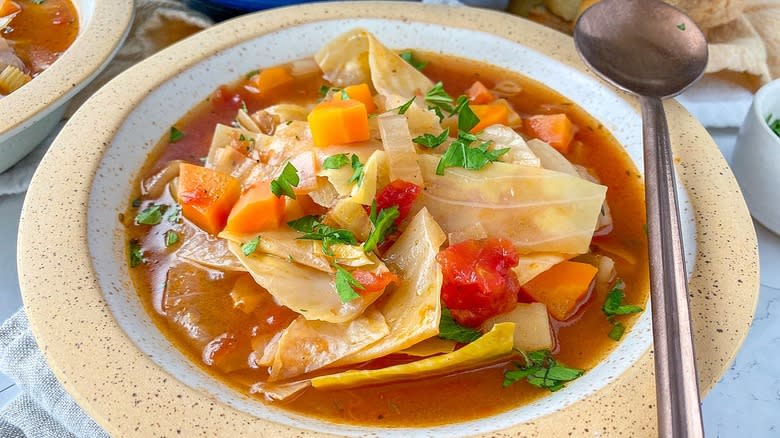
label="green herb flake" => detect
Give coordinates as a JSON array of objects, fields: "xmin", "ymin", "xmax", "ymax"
[
  {"xmin": 169, "ymin": 126, "xmax": 184, "ymax": 143},
  {"xmin": 602, "ymin": 280, "xmax": 643, "ymax": 316},
  {"xmin": 435, "ymin": 135, "xmax": 508, "ymax": 175},
  {"xmin": 413, "ymin": 128, "xmax": 449, "ymax": 148},
  {"xmin": 32, "ymin": 0, "xmax": 45, "ymax": 4},
  {"xmin": 608, "ymin": 322, "xmax": 626, "ymax": 341},
  {"xmin": 319, "ymin": 85, "xmax": 332, "ymax": 97},
  {"xmin": 245, "ymin": 69, "xmax": 259, "ymax": 79},
  {"xmin": 131, "ymin": 198, "xmax": 142, "ymax": 208},
  {"xmin": 135, "ymin": 204, "xmax": 167, "ymax": 225},
  {"xmin": 399, "ymin": 50, "xmax": 428, "ymax": 71},
  {"xmin": 503, "ymin": 350, "xmax": 583, "ymax": 391},
  {"xmin": 396, "ymin": 97, "xmax": 416, "ymax": 115},
  {"xmin": 453, "ymin": 96, "xmax": 480, "ymax": 132},
  {"xmin": 241, "ymin": 236, "xmax": 261, "ymax": 256},
  {"xmin": 363, "ymin": 205, "xmax": 399, "ymax": 253},
  {"xmin": 129, "ymin": 239, "xmax": 144, "ymax": 268},
  {"xmin": 438, "ymin": 307, "xmax": 482, "ymax": 343},
  {"xmin": 270, "ymin": 162, "xmax": 300, "ymax": 199},
  {"xmin": 425, "ymin": 82, "xmax": 454, "ymax": 113},
  {"xmin": 340, "ymin": 89, "xmax": 350, "ymax": 101},
  {"xmin": 164, "ymin": 230, "xmax": 179, "ymax": 247},
  {"xmin": 349, "ymin": 154, "xmax": 365, "ymax": 186},
  {"xmin": 676, "ymin": 23, "xmax": 686, "ymax": 31},
  {"xmin": 166, "ymin": 205, "xmax": 181, "ymax": 223},
  {"xmin": 288, "ymin": 215, "xmax": 358, "ymax": 256},
  {"xmin": 240, "ymin": 101, "xmax": 248, "ymax": 113},
  {"xmin": 323, "ymin": 153, "xmax": 351, "ymax": 170},
  {"xmin": 766, "ymin": 113, "xmax": 780, "ymax": 138},
  {"xmin": 334, "ymin": 264, "xmax": 363, "ymax": 303}
]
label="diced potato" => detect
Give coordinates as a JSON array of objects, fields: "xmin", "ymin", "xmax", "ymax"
[{"xmin": 482, "ymin": 303, "xmax": 553, "ymax": 351}]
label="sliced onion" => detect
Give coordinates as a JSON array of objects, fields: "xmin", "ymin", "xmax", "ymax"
[
  {"xmin": 142, "ymin": 160, "xmax": 182, "ymax": 198},
  {"xmin": 492, "ymin": 80, "xmax": 522, "ymax": 97}
]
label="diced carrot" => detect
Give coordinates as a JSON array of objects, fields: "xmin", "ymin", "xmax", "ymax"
[
  {"xmin": 224, "ymin": 180, "xmax": 286, "ymax": 235},
  {"xmin": 466, "ymin": 81, "xmax": 496, "ymax": 105},
  {"xmin": 335, "ymin": 83, "xmax": 377, "ymax": 113},
  {"xmin": 525, "ymin": 113, "xmax": 576, "ymax": 154},
  {"xmin": 287, "ymin": 151, "xmax": 320, "ymax": 194},
  {"xmin": 0, "ymin": 0, "xmax": 20, "ymax": 17},
  {"xmin": 470, "ymin": 102, "xmax": 510, "ymax": 133},
  {"xmin": 178, "ymin": 163, "xmax": 242, "ymax": 235},
  {"xmin": 521, "ymin": 261, "xmax": 598, "ymax": 321},
  {"xmin": 307, "ymin": 99, "xmax": 370, "ymax": 147},
  {"xmin": 250, "ymin": 67, "xmax": 293, "ymax": 94}
]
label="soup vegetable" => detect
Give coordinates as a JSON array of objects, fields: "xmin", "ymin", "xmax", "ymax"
[
  {"xmin": 0, "ymin": 0, "xmax": 78, "ymax": 95},
  {"xmin": 125, "ymin": 29, "xmax": 648, "ymax": 426}
]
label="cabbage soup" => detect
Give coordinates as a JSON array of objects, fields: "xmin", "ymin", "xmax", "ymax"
[{"xmin": 123, "ymin": 29, "xmax": 649, "ymax": 426}]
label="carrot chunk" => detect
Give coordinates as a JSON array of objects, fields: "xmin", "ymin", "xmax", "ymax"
[
  {"xmin": 178, "ymin": 163, "xmax": 241, "ymax": 235},
  {"xmin": 224, "ymin": 180, "xmax": 286, "ymax": 235},
  {"xmin": 250, "ymin": 67, "xmax": 293, "ymax": 94},
  {"xmin": 470, "ymin": 102, "xmax": 510, "ymax": 133},
  {"xmin": 525, "ymin": 113, "xmax": 576, "ymax": 154},
  {"xmin": 521, "ymin": 261, "xmax": 598, "ymax": 321},
  {"xmin": 0, "ymin": 0, "xmax": 20, "ymax": 17},
  {"xmin": 466, "ymin": 81, "xmax": 496, "ymax": 105},
  {"xmin": 335, "ymin": 83, "xmax": 377, "ymax": 113},
  {"xmin": 307, "ymin": 99, "xmax": 370, "ymax": 147}
]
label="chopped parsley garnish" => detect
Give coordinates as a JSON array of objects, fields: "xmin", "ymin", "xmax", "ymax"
[
  {"xmin": 349, "ymin": 154, "xmax": 365, "ymax": 186},
  {"xmin": 425, "ymin": 82, "xmax": 454, "ymax": 113},
  {"xmin": 164, "ymin": 230, "xmax": 179, "ymax": 247},
  {"xmin": 438, "ymin": 307, "xmax": 482, "ymax": 343},
  {"xmin": 435, "ymin": 135, "xmax": 509, "ymax": 175},
  {"xmin": 767, "ymin": 113, "xmax": 780, "ymax": 138},
  {"xmin": 503, "ymin": 350, "xmax": 583, "ymax": 392},
  {"xmin": 413, "ymin": 127, "xmax": 449, "ymax": 148},
  {"xmin": 270, "ymin": 162, "xmax": 300, "ymax": 199},
  {"xmin": 319, "ymin": 85, "xmax": 332, "ymax": 97},
  {"xmin": 240, "ymin": 101, "xmax": 248, "ymax": 112},
  {"xmin": 245, "ymin": 69, "xmax": 259, "ymax": 79},
  {"xmin": 340, "ymin": 89, "xmax": 350, "ymax": 100},
  {"xmin": 399, "ymin": 50, "xmax": 428, "ymax": 71},
  {"xmin": 32, "ymin": 0, "xmax": 45, "ymax": 4},
  {"xmin": 396, "ymin": 97, "xmax": 416, "ymax": 115},
  {"xmin": 241, "ymin": 236, "xmax": 261, "ymax": 256},
  {"xmin": 676, "ymin": 23, "xmax": 686, "ymax": 31},
  {"xmin": 363, "ymin": 205, "xmax": 399, "ymax": 253},
  {"xmin": 169, "ymin": 126, "xmax": 184, "ymax": 143},
  {"xmin": 135, "ymin": 204, "xmax": 167, "ymax": 225},
  {"xmin": 129, "ymin": 239, "xmax": 143, "ymax": 268},
  {"xmin": 334, "ymin": 264, "xmax": 363, "ymax": 302},
  {"xmin": 602, "ymin": 279, "xmax": 643, "ymax": 341},
  {"xmin": 166, "ymin": 204, "xmax": 181, "ymax": 223},
  {"xmin": 131, "ymin": 198, "xmax": 141, "ymax": 208},
  {"xmin": 323, "ymin": 153, "xmax": 351, "ymax": 169},
  {"xmin": 453, "ymin": 95, "xmax": 480, "ymax": 132},
  {"xmin": 287, "ymin": 215, "xmax": 358, "ymax": 256}
]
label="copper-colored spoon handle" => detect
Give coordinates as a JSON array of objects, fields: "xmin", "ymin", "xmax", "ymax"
[{"xmin": 640, "ymin": 95, "xmax": 704, "ymax": 438}]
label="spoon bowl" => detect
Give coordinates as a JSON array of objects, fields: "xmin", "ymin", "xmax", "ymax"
[
  {"xmin": 574, "ymin": 0, "xmax": 708, "ymax": 98},
  {"xmin": 575, "ymin": 1, "xmax": 709, "ymax": 437}
]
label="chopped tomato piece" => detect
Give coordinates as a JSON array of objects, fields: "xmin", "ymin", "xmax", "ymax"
[
  {"xmin": 437, "ymin": 238, "xmax": 521, "ymax": 327},
  {"xmin": 466, "ymin": 81, "xmax": 495, "ymax": 105},
  {"xmin": 375, "ymin": 179, "xmax": 422, "ymax": 223},
  {"xmin": 352, "ymin": 270, "xmax": 399, "ymax": 294}
]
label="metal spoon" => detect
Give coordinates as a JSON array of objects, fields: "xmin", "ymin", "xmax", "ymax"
[{"xmin": 573, "ymin": 1, "xmax": 707, "ymax": 436}]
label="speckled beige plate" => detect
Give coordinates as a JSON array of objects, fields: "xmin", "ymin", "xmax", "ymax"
[
  {"xmin": 18, "ymin": 3, "xmax": 759, "ymax": 437},
  {"xmin": 0, "ymin": 0, "xmax": 133, "ymax": 172}
]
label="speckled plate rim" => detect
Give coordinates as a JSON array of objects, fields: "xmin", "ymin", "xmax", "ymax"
[
  {"xmin": 0, "ymin": 0, "xmax": 134, "ymax": 141},
  {"xmin": 18, "ymin": 3, "xmax": 759, "ymax": 437}
]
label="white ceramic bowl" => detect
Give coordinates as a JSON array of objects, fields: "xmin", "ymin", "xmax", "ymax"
[
  {"xmin": 18, "ymin": 3, "xmax": 759, "ymax": 436},
  {"xmin": 732, "ymin": 78, "xmax": 780, "ymax": 235},
  {"xmin": 0, "ymin": 0, "xmax": 133, "ymax": 173}
]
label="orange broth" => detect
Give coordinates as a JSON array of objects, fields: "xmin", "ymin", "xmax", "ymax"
[{"xmin": 124, "ymin": 52, "xmax": 649, "ymax": 427}]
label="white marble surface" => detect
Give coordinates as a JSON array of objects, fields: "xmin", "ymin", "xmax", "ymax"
[{"xmin": 0, "ymin": 130, "xmax": 778, "ymax": 435}]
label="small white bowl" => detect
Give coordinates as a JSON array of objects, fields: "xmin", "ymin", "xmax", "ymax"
[
  {"xmin": 0, "ymin": 0, "xmax": 133, "ymax": 173},
  {"xmin": 732, "ymin": 78, "xmax": 780, "ymax": 235}
]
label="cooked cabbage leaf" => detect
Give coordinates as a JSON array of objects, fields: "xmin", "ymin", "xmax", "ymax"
[
  {"xmin": 399, "ymin": 337, "xmax": 457, "ymax": 357},
  {"xmin": 315, "ymin": 28, "xmax": 434, "ymax": 98},
  {"xmin": 311, "ymin": 322, "xmax": 515, "ymax": 389},
  {"xmin": 478, "ymin": 125, "xmax": 540, "ymax": 167},
  {"xmin": 419, "ymin": 154, "xmax": 606, "ymax": 254},
  {"xmin": 378, "ymin": 115, "xmax": 424, "ymax": 186},
  {"xmin": 177, "ymin": 230, "xmax": 245, "ymax": 271},
  {"xmin": 227, "ymin": 242, "xmax": 384, "ymax": 323},
  {"xmin": 220, "ymin": 229, "xmax": 333, "ymax": 273},
  {"xmin": 330, "ymin": 208, "xmax": 445, "ymax": 366},
  {"xmin": 513, "ymin": 252, "xmax": 572, "ymax": 285},
  {"xmin": 268, "ymin": 308, "xmax": 389, "ymax": 381}
]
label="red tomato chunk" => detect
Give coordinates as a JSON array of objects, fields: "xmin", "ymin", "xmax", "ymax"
[
  {"xmin": 375, "ymin": 179, "xmax": 421, "ymax": 223},
  {"xmin": 437, "ymin": 238, "xmax": 521, "ymax": 327}
]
